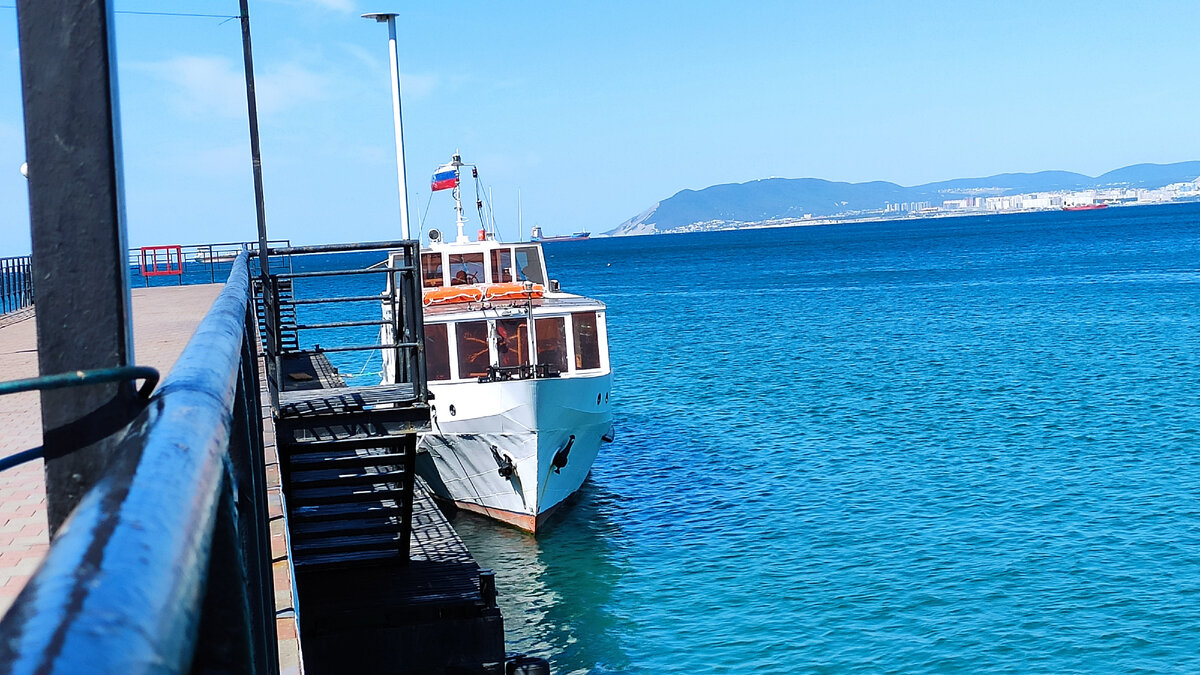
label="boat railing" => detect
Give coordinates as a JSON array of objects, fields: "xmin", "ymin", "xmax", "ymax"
[
  {"xmin": 0, "ymin": 251, "xmax": 279, "ymax": 673},
  {"xmin": 0, "ymin": 256, "xmax": 34, "ymax": 318},
  {"xmin": 480, "ymin": 363, "xmax": 562, "ymax": 383},
  {"xmin": 255, "ymin": 240, "xmax": 427, "ymax": 410}
]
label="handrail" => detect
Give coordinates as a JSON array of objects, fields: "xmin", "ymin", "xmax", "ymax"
[
  {"xmin": 259, "ymin": 241, "xmax": 426, "ymax": 406},
  {"xmin": 0, "ymin": 252, "xmax": 276, "ymax": 674},
  {"xmin": 128, "ymin": 240, "xmax": 292, "ymax": 286},
  {"xmin": 264, "ymin": 239, "xmax": 412, "ymax": 255}
]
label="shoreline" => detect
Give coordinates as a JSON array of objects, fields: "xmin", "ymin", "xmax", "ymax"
[{"xmin": 600, "ymin": 198, "xmax": 1200, "ymax": 238}]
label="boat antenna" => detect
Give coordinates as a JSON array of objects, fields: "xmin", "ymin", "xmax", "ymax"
[
  {"xmin": 471, "ymin": 163, "xmax": 487, "ymax": 237},
  {"xmin": 450, "ymin": 152, "xmax": 469, "ymax": 243},
  {"xmin": 517, "ymin": 188, "xmax": 523, "ymax": 242},
  {"xmin": 488, "ymin": 187, "xmax": 497, "ymax": 240},
  {"xmin": 418, "ymin": 190, "xmax": 434, "ymax": 239}
]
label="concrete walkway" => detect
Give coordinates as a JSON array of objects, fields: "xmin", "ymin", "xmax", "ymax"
[{"xmin": 0, "ymin": 286, "xmax": 302, "ymax": 673}]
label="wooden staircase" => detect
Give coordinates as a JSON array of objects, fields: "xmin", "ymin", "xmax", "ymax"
[{"xmin": 272, "ymin": 354, "xmax": 428, "ymax": 570}]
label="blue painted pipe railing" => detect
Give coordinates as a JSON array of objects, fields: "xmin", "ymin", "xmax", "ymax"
[
  {"xmin": 0, "ymin": 256, "xmax": 33, "ymax": 316},
  {"xmin": 0, "ymin": 252, "xmax": 277, "ymax": 674}
]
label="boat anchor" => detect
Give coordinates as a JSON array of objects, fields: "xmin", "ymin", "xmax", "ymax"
[{"xmin": 551, "ymin": 435, "xmax": 575, "ymax": 474}]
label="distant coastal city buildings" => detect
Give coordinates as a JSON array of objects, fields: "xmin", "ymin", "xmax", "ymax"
[
  {"xmin": 609, "ymin": 163, "xmax": 1200, "ymax": 237},
  {"xmin": 659, "ymin": 178, "xmax": 1200, "ymax": 235},
  {"xmin": 935, "ymin": 178, "xmax": 1200, "ymax": 213}
]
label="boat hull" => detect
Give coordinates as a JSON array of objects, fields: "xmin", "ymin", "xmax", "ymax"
[{"xmin": 417, "ymin": 373, "xmax": 613, "ymax": 533}]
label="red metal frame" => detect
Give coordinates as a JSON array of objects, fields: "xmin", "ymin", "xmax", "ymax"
[{"xmin": 140, "ymin": 246, "xmax": 183, "ymax": 277}]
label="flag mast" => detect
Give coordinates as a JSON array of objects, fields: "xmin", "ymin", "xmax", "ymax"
[{"xmin": 450, "ymin": 153, "xmax": 468, "ymax": 243}]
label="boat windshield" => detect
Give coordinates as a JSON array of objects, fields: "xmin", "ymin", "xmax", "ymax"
[
  {"xmin": 421, "ymin": 252, "xmax": 443, "ymax": 288},
  {"xmin": 449, "ymin": 253, "xmax": 484, "ymax": 286},
  {"xmin": 490, "ymin": 249, "xmax": 514, "ymax": 283},
  {"xmin": 515, "ymin": 246, "xmax": 545, "ymax": 285}
]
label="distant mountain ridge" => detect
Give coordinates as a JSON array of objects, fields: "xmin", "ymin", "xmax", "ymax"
[{"xmin": 609, "ymin": 161, "xmax": 1200, "ymax": 236}]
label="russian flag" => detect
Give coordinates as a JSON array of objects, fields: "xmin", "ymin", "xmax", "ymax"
[{"xmin": 431, "ymin": 163, "xmax": 459, "ymax": 192}]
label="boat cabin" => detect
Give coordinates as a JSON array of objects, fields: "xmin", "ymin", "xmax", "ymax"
[
  {"xmin": 419, "ymin": 240, "xmax": 548, "ymax": 288},
  {"xmin": 383, "ymin": 238, "xmax": 609, "ymax": 385},
  {"xmin": 422, "ymin": 305, "xmax": 608, "ymax": 383}
]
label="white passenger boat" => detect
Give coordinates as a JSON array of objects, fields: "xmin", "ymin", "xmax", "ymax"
[{"xmin": 381, "ymin": 155, "xmax": 613, "ymax": 532}]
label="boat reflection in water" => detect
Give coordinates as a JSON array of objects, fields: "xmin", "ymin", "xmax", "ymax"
[{"xmin": 450, "ymin": 479, "xmax": 633, "ymax": 674}]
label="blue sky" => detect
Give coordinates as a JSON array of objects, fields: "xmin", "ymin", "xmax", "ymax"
[{"xmin": 2, "ymin": 1, "xmax": 1199, "ymax": 255}]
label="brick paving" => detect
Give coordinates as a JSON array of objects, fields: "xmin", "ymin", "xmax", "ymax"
[
  {"xmin": 0, "ymin": 285, "xmax": 301, "ymax": 673},
  {"xmin": 0, "ymin": 285, "xmax": 223, "ymax": 615},
  {"xmin": 260, "ymin": 354, "xmax": 303, "ymax": 674}
]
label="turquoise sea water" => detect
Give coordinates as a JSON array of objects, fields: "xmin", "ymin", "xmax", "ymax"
[
  {"xmin": 454, "ymin": 204, "xmax": 1199, "ymax": 673},
  {"xmin": 149, "ymin": 203, "xmax": 1199, "ymax": 673}
]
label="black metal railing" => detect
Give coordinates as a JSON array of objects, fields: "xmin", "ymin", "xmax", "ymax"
[
  {"xmin": 256, "ymin": 240, "xmax": 426, "ymax": 407},
  {"xmin": 0, "ymin": 252, "xmax": 278, "ymax": 674},
  {"xmin": 481, "ymin": 363, "xmax": 562, "ymax": 382},
  {"xmin": 128, "ymin": 240, "xmax": 293, "ymax": 286},
  {"xmin": 0, "ymin": 256, "xmax": 33, "ymax": 316}
]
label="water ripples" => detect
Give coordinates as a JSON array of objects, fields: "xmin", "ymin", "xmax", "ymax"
[{"xmin": 456, "ymin": 205, "xmax": 1200, "ymax": 673}]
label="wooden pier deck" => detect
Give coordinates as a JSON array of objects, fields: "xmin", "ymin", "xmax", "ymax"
[{"xmin": 0, "ymin": 285, "xmax": 304, "ymax": 674}]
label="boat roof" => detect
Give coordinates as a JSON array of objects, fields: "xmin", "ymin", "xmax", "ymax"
[{"xmin": 423, "ymin": 292, "xmax": 605, "ymax": 319}]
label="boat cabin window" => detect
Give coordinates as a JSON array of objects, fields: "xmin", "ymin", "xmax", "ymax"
[
  {"xmin": 456, "ymin": 321, "xmax": 490, "ymax": 378},
  {"xmin": 449, "ymin": 253, "xmax": 484, "ymax": 285},
  {"xmin": 535, "ymin": 317, "xmax": 568, "ymax": 373},
  {"xmin": 496, "ymin": 318, "xmax": 530, "ymax": 367},
  {"xmin": 515, "ymin": 246, "xmax": 545, "ymax": 285},
  {"xmin": 572, "ymin": 311, "xmax": 601, "ymax": 370},
  {"xmin": 424, "ymin": 323, "xmax": 451, "ymax": 381},
  {"xmin": 490, "ymin": 249, "xmax": 514, "ymax": 283},
  {"xmin": 421, "ymin": 252, "xmax": 444, "ymax": 288}
]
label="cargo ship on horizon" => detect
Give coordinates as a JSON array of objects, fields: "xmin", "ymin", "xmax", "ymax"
[{"xmin": 531, "ymin": 225, "xmax": 590, "ymax": 242}]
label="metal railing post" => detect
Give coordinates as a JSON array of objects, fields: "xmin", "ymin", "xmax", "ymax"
[
  {"xmin": 190, "ymin": 474, "xmax": 258, "ymax": 673},
  {"xmin": 236, "ymin": 299, "xmax": 279, "ymax": 674},
  {"xmin": 404, "ymin": 242, "xmax": 428, "ymax": 400},
  {"xmin": 18, "ymin": 0, "xmax": 139, "ymax": 534}
]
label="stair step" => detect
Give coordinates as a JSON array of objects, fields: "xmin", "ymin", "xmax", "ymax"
[
  {"xmin": 289, "ymin": 467, "xmax": 409, "ymax": 488},
  {"xmin": 290, "ymin": 501, "xmax": 404, "ymax": 522},
  {"xmin": 290, "ymin": 515, "xmax": 403, "ymax": 538},
  {"xmin": 292, "ymin": 548, "xmax": 403, "ymax": 568},
  {"xmin": 288, "ymin": 435, "xmax": 411, "ymax": 450},
  {"xmin": 291, "ymin": 531, "xmax": 403, "ymax": 554},
  {"xmin": 291, "ymin": 485, "xmax": 408, "ymax": 505},
  {"xmin": 289, "ymin": 451, "xmax": 409, "ymax": 467}
]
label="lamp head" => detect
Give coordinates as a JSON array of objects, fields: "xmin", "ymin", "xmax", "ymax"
[{"xmin": 361, "ymin": 12, "xmax": 398, "ymax": 22}]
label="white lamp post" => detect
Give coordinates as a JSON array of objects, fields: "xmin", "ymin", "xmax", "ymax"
[{"xmin": 362, "ymin": 12, "xmax": 412, "ymax": 240}]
